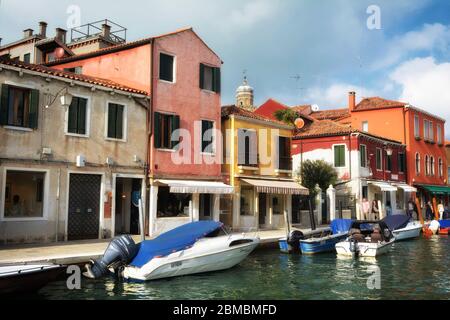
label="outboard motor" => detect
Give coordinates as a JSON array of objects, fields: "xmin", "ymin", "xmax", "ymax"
[
  {"xmin": 287, "ymin": 230, "xmax": 304, "ymax": 252},
  {"xmin": 83, "ymin": 235, "xmax": 140, "ymax": 279}
]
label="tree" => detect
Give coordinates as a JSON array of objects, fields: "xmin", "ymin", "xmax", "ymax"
[
  {"xmin": 297, "ymin": 160, "xmax": 338, "ymax": 197},
  {"xmin": 274, "ymin": 109, "xmax": 300, "ymax": 126}
]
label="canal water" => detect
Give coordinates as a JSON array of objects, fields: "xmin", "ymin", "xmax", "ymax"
[{"xmin": 37, "ymin": 236, "xmax": 449, "ymax": 300}]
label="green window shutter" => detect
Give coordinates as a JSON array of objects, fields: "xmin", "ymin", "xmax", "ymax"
[
  {"xmin": 335, "ymin": 146, "xmax": 345, "ymax": 167},
  {"xmin": 199, "ymin": 64, "xmax": 205, "ymax": 89},
  {"xmin": 154, "ymin": 112, "xmax": 162, "ymax": 149},
  {"xmin": 28, "ymin": 89, "xmax": 39, "ymax": 129},
  {"xmin": 108, "ymin": 103, "xmax": 117, "ymax": 139},
  {"xmin": 334, "ymin": 146, "xmax": 340, "ymax": 166},
  {"xmin": 68, "ymin": 98, "xmax": 78, "ymax": 133},
  {"xmin": 116, "ymin": 104, "xmax": 124, "ymax": 140},
  {"xmin": 78, "ymin": 98, "xmax": 87, "ymax": 135},
  {"xmin": 171, "ymin": 115, "xmax": 180, "ymax": 149},
  {"xmin": 213, "ymin": 67, "xmax": 221, "ymax": 93},
  {"xmin": 0, "ymin": 84, "xmax": 10, "ymax": 125}
]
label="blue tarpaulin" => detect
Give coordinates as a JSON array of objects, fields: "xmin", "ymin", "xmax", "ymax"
[
  {"xmin": 382, "ymin": 215, "xmax": 410, "ymax": 231},
  {"xmin": 130, "ymin": 221, "xmax": 223, "ymax": 268},
  {"xmin": 331, "ymin": 219, "xmax": 354, "ymax": 235},
  {"xmin": 439, "ymin": 220, "xmax": 450, "ymax": 228}
]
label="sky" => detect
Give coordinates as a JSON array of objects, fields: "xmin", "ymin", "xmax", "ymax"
[{"xmin": 1, "ymin": 0, "xmax": 449, "ymax": 138}]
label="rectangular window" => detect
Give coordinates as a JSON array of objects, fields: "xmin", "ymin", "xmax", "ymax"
[
  {"xmin": 4, "ymin": 170, "xmax": 45, "ymax": 218},
  {"xmin": 0, "ymin": 84, "xmax": 39, "ymax": 129},
  {"xmin": 360, "ymin": 144, "xmax": 367, "ymax": 168},
  {"xmin": 159, "ymin": 53, "xmax": 174, "ymax": 82},
  {"xmin": 238, "ymin": 129, "xmax": 258, "ymax": 166},
  {"xmin": 240, "ymin": 187, "xmax": 254, "ymax": 216},
  {"xmin": 157, "ymin": 187, "xmax": 191, "ymax": 218},
  {"xmin": 398, "ymin": 153, "xmax": 405, "ymax": 173},
  {"xmin": 201, "ymin": 120, "xmax": 215, "ymax": 154},
  {"xmin": 67, "ymin": 97, "xmax": 88, "ymax": 135},
  {"xmin": 107, "ymin": 103, "xmax": 125, "ymax": 140},
  {"xmin": 437, "ymin": 124, "xmax": 442, "ymax": 145},
  {"xmin": 362, "ymin": 121, "xmax": 369, "ymax": 132},
  {"xmin": 429, "ymin": 121, "xmax": 434, "ymax": 142},
  {"xmin": 278, "ymin": 136, "xmax": 292, "ymax": 170},
  {"xmin": 386, "ymin": 154, "xmax": 392, "ymax": 172},
  {"xmin": 23, "ymin": 53, "xmax": 31, "ymax": 63},
  {"xmin": 334, "ymin": 145, "xmax": 346, "ymax": 168},
  {"xmin": 154, "ymin": 112, "xmax": 180, "ymax": 150},
  {"xmin": 414, "ymin": 115, "xmax": 420, "ymax": 138},
  {"xmin": 64, "ymin": 66, "xmax": 83, "ymax": 74},
  {"xmin": 376, "ymin": 148, "xmax": 383, "ymax": 170},
  {"xmin": 424, "ymin": 120, "xmax": 429, "ymax": 140},
  {"xmin": 200, "ymin": 64, "xmax": 221, "ymax": 93}
]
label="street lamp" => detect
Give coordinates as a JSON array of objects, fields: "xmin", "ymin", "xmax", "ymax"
[{"xmin": 45, "ymin": 87, "xmax": 73, "ymax": 109}]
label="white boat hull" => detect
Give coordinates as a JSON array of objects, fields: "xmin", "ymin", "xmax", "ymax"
[
  {"xmin": 123, "ymin": 235, "xmax": 260, "ymax": 281},
  {"xmin": 336, "ymin": 239, "xmax": 395, "ymax": 258},
  {"xmin": 393, "ymin": 222, "xmax": 422, "ymax": 241}
]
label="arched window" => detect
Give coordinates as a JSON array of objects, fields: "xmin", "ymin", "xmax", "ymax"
[
  {"xmin": 439, "ymin": 158, "xmax": 443, "ymax": 177},
  {"xmin": 415, "ymin": 153, "xmax": 421, "ymax": 174},
  {"xmin": 431, "ymin": 156, "xmax": 435, "ymax": 176},
  {"xmin": 425, "ymin": 155, "xmax": 430, "ymax": 176}
]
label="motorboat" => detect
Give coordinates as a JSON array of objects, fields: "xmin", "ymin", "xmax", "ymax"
[
  {"xmin": 278, "ymin": 229, "xmax": 329, "ymax": 254},
  {"xmin": 438, "ymin": 220, "xmax": 450, "ymax": 235},
  {"xmin": 299, "ymin": 219, "xmax": 354, "ymax": 254},
  {"xmin": 84, "ymin": 221, "xmax": 260, "ymax": 282},
  {"xmin": 382, "ymin": 215, "xmax": 422, "ymax": 241},
  {"xmin": 335, "ymin": 220, "xmax": 395, "ymax": 258},
  {"xmin": 0, "ymin": 263, "xmax": 65, "ymax": 295}
]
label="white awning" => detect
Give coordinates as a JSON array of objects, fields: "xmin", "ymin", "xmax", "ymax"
[
  {"xmin": 155, "ymin": 180, "xmax": 234, "ymax": 194},
  {"xmin": 394, "ymin": 184, "xmax": 417, "ymax": 193},
  {"xmin": 369, "ymin": 181, "xmax": 398, "ymax": 192},
  {"xmin": 241, "ymin": 179, "xmax": 309, "ymax": 195}
]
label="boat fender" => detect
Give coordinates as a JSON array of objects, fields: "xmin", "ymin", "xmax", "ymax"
[{"xmin": 83, "ymin": 235, "xmax": 139, "ymax": 279}]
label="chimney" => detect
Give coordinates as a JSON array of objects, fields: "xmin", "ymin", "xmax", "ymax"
[
  {"xmin": 23, "ymin": 29, "xmax": 34, "ymax": 38},
  {"xmin": 349, "ymin": 91, "xmax": 356, "ymax": 112},
  {"xmin": 55, "ymin": 28, "xmax": 67, "ymax": 43},
  {"xmin": 39, "ymin": 21, "xmax": 48, "ymax": 38},
  {"xmin": 101, "ymin": 24, "xmax": 111, "ymax": 38}
]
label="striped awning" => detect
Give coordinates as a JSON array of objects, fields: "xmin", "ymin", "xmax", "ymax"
[
  {"xmin": 241, "ymin": 179, "xmax": 309, "ymax": 195},
  {"xmin": 155, "ymin": 180, "xmax": 234, "ymax": 194},
  {"xmin": 394, "ymin": 184, "xmax": 417, "ymax": 193},
  {"xmin": 369, "ymin": 181, "xmax": 398, "ymax": 192}
]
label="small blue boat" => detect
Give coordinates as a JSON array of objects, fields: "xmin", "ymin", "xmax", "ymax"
[{"xmin": 299, "ymin": 219, "xmax": 354, "ymax": 254}]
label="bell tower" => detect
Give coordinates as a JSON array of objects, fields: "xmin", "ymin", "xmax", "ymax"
[{"xmin": 236, "ymin": 76, "xmax": 255, "ymax": 111}]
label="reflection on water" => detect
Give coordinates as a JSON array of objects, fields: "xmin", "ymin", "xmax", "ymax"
[{"xmin": 37, "ymin": 237, "xmax": 449, "ymax": 300}]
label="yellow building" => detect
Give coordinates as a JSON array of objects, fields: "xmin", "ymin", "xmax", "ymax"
[{"xmin": 221, "ymin": 79, "xmax": 308, "ymax": 231}]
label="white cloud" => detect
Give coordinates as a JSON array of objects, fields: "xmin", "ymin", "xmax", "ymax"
[
  {"xmin": 390, "ymin": 57, "xmax": 450, "ymax": 138},
  {"xmin": 228, "ymin": 0, "xmax": 275, "ymax": 29}
]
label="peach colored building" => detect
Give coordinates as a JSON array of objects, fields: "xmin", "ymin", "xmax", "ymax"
[{"xmin": 47, "ymin": 28, "xmax": 231, "ymax": 236}]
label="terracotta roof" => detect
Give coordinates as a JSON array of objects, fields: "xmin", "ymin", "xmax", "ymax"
[
  {"xmin": 0, "ymin": 58, "xmax": 148, "ymax": 95},
  {"xmin": 45, "ymin": 27, "xmax": 221, "ymax": 66},
  {"xmin": 354, "ymin": 97, "xmax": 407, "ymax": 111},
  {"xmin": 292, "ymin": 105, "xmax": 312, "ymax": 114},
  {"xmin": 309, "ymin": 108, "xmax": 350, "ymax": 120},
  {"xmin": 222, "ymin": 105, "xmax": 291, "ymax": 127},
  {"xmin": 446, "ymin": 140, "xmax": 450, "ymax": 147}
]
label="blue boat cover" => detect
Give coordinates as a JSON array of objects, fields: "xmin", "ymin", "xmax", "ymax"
[
  {"xmin": 382, "ymin": 215, "xmax": 410, "ymax": 231},
  {"xmin": 130, "ymin": 221, "xmax": 223, "ymax": 268},
  {"xmin": 439, "ymin": 220, "xmax": 450, "ymax": 228},
  {"xmin": 331, "ymin": 219, "xmax": 354, "ymax": 235}
]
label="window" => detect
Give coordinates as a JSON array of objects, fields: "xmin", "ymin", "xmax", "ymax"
[
  {"xmin": 360, "ymin": 144, "xmax": 367, "ymax": 168},
  {"xmin": 201, "ymin": 120, "xmax": 215, "ymax": 154},
  {"xmin": 376, "ymin": 148, "xmax": 383, "ymax": 171},
  {"xmin": 272, "ymin": 195, "xmax": 284, "ymax": 215},
  {"xmin": 67, "ymin": 96, "xmax": 88, "ymax": 135},
  {"xmin": 362, "ymin": 121, "xmax": 369, "ymax": 132},
  {"xmin": 157, "ymin": 187, "xmax": 191, "ymax": 218},
  {"xmin": 431, "ymin": 156, "xmax": 435, "ymax": 176},
  {"xmin": 238, "ymin": 129, "xmax": 258, "ymax": 166},
  {"xmin": 438, "ymin": 158, "xmax": 443, "ymax": 177},
  {"xmin": 154, "ymin": 112, "xmax": 180, "ymax": 150},
  {"xmin": 159, "ymin": 53, "xmax": 175, "ymax": 82},
  {"xmin": 386, "ymin": 153, "xmax": 393, "ymax": 172},
  {"xmin": 414, "ymin": 114, "xmax": 420, "ymax": 138},
  {"xmin": 425, "ymin": 155, "xmax": 430, "ymax": 176},
  {"xmin": 398, "ymin": 153, "xmax": 405, "ymax": 173},
  {"xmin": 429, "ymin": 121, "xmax": 434, "ymax": 142},
  {"xmin": 3, "ymin": 170, "xmax": 45, "ymax": 218},
  {"xmin": 334, "ymin": 145, "xmax": 346, "ymax": 168},
  {"xmin": 424, "ymin": 120, "xmax": 429, "ymax": 140},
  {"xmin": 415, "ymin": 153, "xmax": 421, "ymax": 174},
  {"xmin": 64, "ymin": 67, "xmax": 83, "ymax": 74},
  {"xmin": 46, "ymin": 52, "xmax": 56, "ymax": 63},
  {"xmin": 23, "ymin": 53, "xmax": 31, "ymax": 63},
  {"xmin": 437, "ymin": 124, "xmax": 443, "ymax": 145},
  {"xmin": 240, "ymin": 187, "xmax": 254, "ymax": 216},
  {"xmin": 278, "ymin": 136, "xmax": 292, "ymax": 170},
  {"xmin": 0, "ymin": 84, "xmax": 39, "ymax": 129},
  {"xmin": 107, "ymin": 103, "xmax": 125, "ymax": 140},
  {"xmin": 199, "ymin": 64, "xmax": 221, "ymax": 93}
]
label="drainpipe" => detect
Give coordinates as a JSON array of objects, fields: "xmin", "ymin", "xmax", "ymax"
[{"xmin": 55, "ymin": 168, "xmax": 61, "ymax": 242}]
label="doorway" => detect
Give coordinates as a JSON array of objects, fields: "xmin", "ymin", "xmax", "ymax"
[
  {"xmin": 259, "ymin": 194, "xmax": 267, "ymax": 227},
  {"xmin": 199, "ymin": 194, "xmax": 212, "ymax": 220},
  {"xmin": 115, "ymin": 178, "xmax": 142, "ymax": 235}
]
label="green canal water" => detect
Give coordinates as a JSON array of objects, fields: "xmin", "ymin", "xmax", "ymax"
[{"xmin": 37, "ymin": 236, "xmax": 449, "ymax": 300}]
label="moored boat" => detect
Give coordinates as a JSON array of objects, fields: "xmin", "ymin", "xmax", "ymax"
[
  {"xmin": 382, "ymin": 215, "xmax": 422, "ymax": 241},
  {"xmin": 84, "ymin": 221, "xmax": 260, "ymax": 282},
  {"xmin": 335, "ymin": 220, "xmax": 395, "ymax": 258}
]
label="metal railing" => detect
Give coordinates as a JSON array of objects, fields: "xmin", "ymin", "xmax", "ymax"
[{"xmin": 70, "ymin": 19, "xmax": 127, "ymax": 44}]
